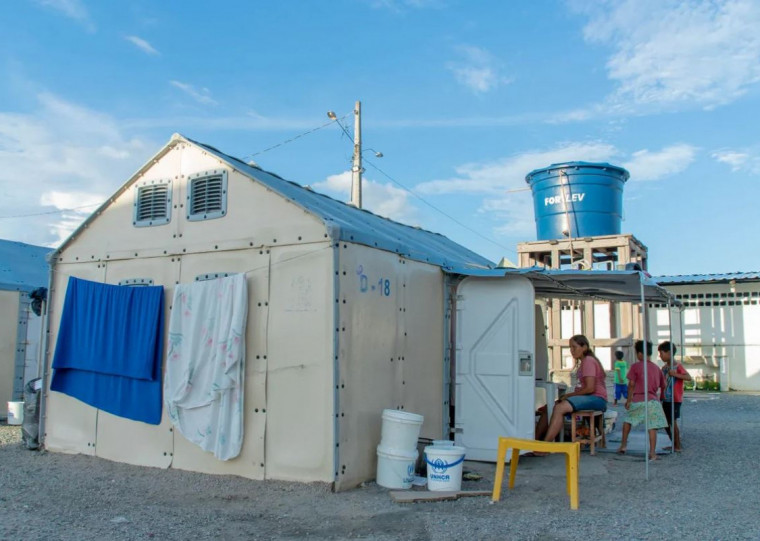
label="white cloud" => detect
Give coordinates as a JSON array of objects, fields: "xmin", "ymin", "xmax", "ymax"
[
  {"xmin": 416, "ymin": 142, "xmax": 618, "ymax": 195},
  {"xmin": 712, "ymin": 148, "xmax": 760, "ymax": 173},
  {"xmin": 0, "ymin": 93, "xmax": 153, "ymax": 247},
  {"xmin": 622, "ymin": 144, "xmax": 697, "ymax": 180},
  {"xmin": 170, "ymin": 80, "xmax": 218, "ymax": 106},
  {"xmin": 576, "ymin": 0, "xmax": 760, "ymax": 110},
  {"xmin": 415, "ymin": 142, "xmax": 618, "ymax": 240},
  {"xmin": 415, "ymin": 140, "xmax": 697, "ymax": 240},
  {"xmin": 35, "ymin": 0, "xmax": 95, "ymax": 31},
  {"xmin": 125, "ymin": 35, "xmax": 159, "ymax": 56},
  {"xmin": 446, "ymin": 45, "xmax": 512, "ymax": 94},
  {"xmin": 312, "ymin": 171, "xmax": 416, "ymax": 224}
]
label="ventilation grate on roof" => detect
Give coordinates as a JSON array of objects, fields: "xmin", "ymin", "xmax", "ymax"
[{"xmin": 187, "ymin": 170, "xmax": 228, "ymax": 221}]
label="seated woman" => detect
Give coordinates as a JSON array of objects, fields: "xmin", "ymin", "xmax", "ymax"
[{"xmin": 534, "ymin": 334, "xmax": 608, "ymax": 450}]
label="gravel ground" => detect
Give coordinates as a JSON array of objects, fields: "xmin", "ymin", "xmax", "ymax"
[{"xmin": 2, "ymin": 392, "xmax": 759, "ymax": 541}]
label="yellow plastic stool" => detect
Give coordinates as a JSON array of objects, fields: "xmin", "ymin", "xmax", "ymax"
[{"xmin": 491, "ymin": 437, "xmax": 580, "ymax": 510}]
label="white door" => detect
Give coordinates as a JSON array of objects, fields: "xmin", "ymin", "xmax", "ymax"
[{"xmin": 454, "ymin": 276, "xmax": 535, "ymax": 461}]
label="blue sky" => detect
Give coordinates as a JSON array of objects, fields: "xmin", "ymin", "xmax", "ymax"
[{"xmin": 1, "ymin": 0, "xmax": 759, "ymax": 275}]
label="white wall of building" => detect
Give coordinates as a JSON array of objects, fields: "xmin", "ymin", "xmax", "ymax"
[{"xmin": 650, "ymin": 281, "xmax": 760, "ymax": 391}]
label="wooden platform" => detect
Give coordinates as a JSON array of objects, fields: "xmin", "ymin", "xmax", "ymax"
[{"xmin": 389, "ymin": 490, "xmax": 491, "ymax": 503}]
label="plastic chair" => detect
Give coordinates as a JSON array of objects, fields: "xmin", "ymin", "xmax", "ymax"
[{"xmin": 491, "ymin": 437, "xmax": 580, "ymax": 510}]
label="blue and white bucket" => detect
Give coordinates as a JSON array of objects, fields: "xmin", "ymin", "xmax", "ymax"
[
  {"xmin": 424, "ymin": 445, "xmax": 466, "ymax": 491},
  {"xmin": 376, "ymin": 445, "xmax": 418, "ymax": 489}
]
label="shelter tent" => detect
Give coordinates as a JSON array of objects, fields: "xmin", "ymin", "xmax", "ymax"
[
  {"xmin": 40, "ymin": 134, "xmax": 495, "ymax": 490},
  {"xmin": 0, "ymin": 239, "xmax": 50, "ymax": 415}
]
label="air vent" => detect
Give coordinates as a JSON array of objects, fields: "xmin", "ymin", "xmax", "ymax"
[
  {"xmin": 187, "ymin": 170, "xmax": 228, "ymax": 221},
  {"xmin": 133, "ymin": 179, "xmax": 172, "ymax": 227}
]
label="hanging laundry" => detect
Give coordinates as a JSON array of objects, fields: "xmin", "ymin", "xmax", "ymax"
[
  {"xmin": 164, "ymin": 273, "xmax": 247, "ymax": 461},
  {"xmin": 51, "ymin": 277, "xmax": 164, "ymax": 425}
]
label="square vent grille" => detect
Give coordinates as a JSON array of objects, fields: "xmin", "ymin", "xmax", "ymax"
[
  {"xmin": 134, "ymin": 180, "xmax": 172, "ymax": 227},
  {"xmin": 188, "ymin": 170, "xmax": 228, "ymax": 221}
]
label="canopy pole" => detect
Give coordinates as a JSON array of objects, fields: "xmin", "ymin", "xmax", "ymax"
[
  {"xmin": 640, "ymin": 276, "xmax": 649, "ymax": 480},
  {"xmin": 680, "ymin": 305, "xmax": 686, "ymax": 436},
  {"xmin": 667, "ymin": 300, "xmax": 674, "ymax": 455}
]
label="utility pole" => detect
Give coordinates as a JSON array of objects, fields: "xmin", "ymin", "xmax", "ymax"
[{"xmin": 350, "ymin": 100, "xmax": 362, "ymax": 208}]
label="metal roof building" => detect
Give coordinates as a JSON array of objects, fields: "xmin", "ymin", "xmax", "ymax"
[
  {"xmin": 650, "ymin": 270, "xmax": 760, "ymax": 391},
  {"xmin": 0, "ymin": 239, "xmax": 51, "ymax": 415}
]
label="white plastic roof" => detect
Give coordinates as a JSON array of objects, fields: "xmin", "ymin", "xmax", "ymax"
[{"xmin": 451, "ymin": 267, "xmax": 681, "ymax": 306}]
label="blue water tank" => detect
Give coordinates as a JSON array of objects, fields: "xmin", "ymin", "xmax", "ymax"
[{"xmin": 525, "ymin": 162, "xmax": 629, "ymax": 240}]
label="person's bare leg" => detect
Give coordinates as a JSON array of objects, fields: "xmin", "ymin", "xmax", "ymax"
[
  {"xmin": 673, "ymin": 421, "xmax": 682, "ymax": 451},
  {"xmin": 544, "ymin": 400, "xmax": 572, "ymax": 442},
  {"xmin": 533, "ymin": 401, "xmax": 573, "ymax": 455},
  {"xmin": 535, "ymin": 406, "xmax": 548, "ymax": 440},
  {"xmin": 648, "ymin": 429, "xmax": 658, "ymax": 460},
  {"xmin": 617, "ymin": 422, "xmax": 631, "ymax": 454}
]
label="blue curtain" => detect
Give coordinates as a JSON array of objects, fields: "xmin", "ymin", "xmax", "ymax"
[{"xmin": 51, "ymin": 277, "xmax": 164, "ymax": 425}]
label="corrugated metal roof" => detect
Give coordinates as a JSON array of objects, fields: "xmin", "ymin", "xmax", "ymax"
[
  {"xmin": 0, "ymin": 239, "xmax": 51, "ymax": 291},
  {"xmin": 189, "ymin": 137, "xmax": 495, "ymax": 271},
  {"xmin": 655, "ymin": 271, "xmax": 760, "ymax": 285}
]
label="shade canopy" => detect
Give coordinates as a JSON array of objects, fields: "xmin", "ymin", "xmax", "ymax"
[{"xmin": 450, "ymin": 267, "xmax": 680, "ymax": 307}]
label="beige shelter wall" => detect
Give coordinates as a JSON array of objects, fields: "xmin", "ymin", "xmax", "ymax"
[
  {"xmin": 44, "ymin": 262, "xmax": 104, "ymax": 455},
  {"xmin": 170, "ymin": 248, "xmax": 270, "ymax": 479},
  {"xmin": 60, "ymin": 143, "xmax": 324, "ymax": 264},
  {"xmin": 265, "ymin": 244, "xmax": 335, "ymax": 483},
  {"xmin": 93, "ymin": 257, "xmax": 178, "ymax": 468},
  {"xmin": 650, "ymin": 282, "xmax": 760, "ymax": 391},
  {"xmin": 0, "ymin": 290, "xmax": 20, "ymax": 413},
  {"xmin": 45, "ymin": 139, "xmax": 334, "ymax": 480},
  {"xmin": 335, "ymin": 244, "xmax": 445, "ymax": 490}
]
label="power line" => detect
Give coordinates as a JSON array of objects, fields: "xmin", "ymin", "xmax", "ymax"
[
  {"xmin": 363, "ymin": 159, "xmax": 519, "ymax": 257},
  {"xmin": 243, "ymin": 112, "xmax": 351, "ymax": 161},
  {"xmin": 0, "ymin": 203, "xmax": 101, "ymax": 220}
]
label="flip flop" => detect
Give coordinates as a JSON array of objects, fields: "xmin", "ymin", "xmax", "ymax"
[
  {"xmin": 616, "ymin": 448, "xmax": 626, "ymax": 455},
  {"xmin": 523, "ymin": 451, "xmax": 549, "ymax": 457}
]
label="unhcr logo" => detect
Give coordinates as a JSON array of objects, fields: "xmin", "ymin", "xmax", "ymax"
[
  {"xmin": 544, "ymin": 193, "xmax": 585, "ymax": 206},
  {"xmin": 430, "ymin": 458, "xmax": 449, "ymax": 474},
  {"xmin": 430, "ymin": 457, "xmax": 452, "ymax": 481}
]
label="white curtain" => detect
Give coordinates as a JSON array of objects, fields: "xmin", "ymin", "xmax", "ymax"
[{"xmin": 165, "ymin": 274, "xmax": 247, "ymax": 460}]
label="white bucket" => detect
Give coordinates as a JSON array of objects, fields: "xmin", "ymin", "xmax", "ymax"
[
  {"xmin": 380, "ymin": 409, "xmax": 423, "ymax": 451},
  {"xmin": 376, "ymin": 445, "xmax": 418, "ymax": 489},
  {"xmin": 432, "ymin": 439, "xmax": 454, "ymax": 447},
  {"xmin": 424, "ymin": 445, "xmax": 466, "ymax": 491},
  {"xmin": 7, "ymin": 401, "xmax": 24, "ymax": 426}
]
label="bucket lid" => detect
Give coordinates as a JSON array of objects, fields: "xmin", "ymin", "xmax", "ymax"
[
  {"xmin": 424, "ymin": 445, "xmax": 466, "ymax": 457},
  {"xmin": 381, "ymin": 409, "xmax": 424, "ymax": 423},
  {"xmin": 432, "ymin": 439, "xmax": 454, "ymax": 446}
]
